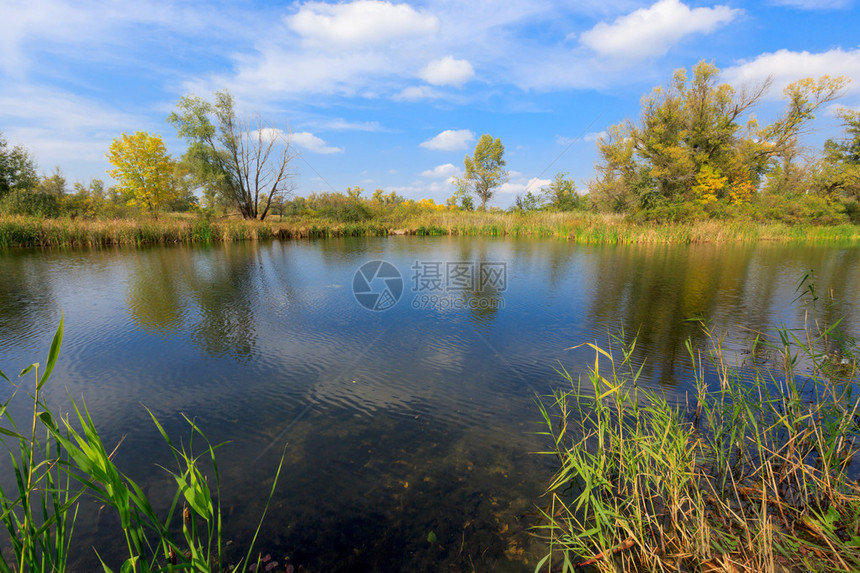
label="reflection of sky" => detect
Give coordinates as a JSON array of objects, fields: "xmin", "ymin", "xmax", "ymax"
[
  {"xmin": 1, "ymin": 238, "xmax": 859, "ymax": 569},
  {"xmin": 2, "ymin": 241, "xmax": 858, "ymax": 381},
  {"xmin": 2, "ymin": 240, "xmax": 859, "ymax": 416},
  {"xmin": 0, "ymin": 242, "xmax": 858, "ymax": 438}
]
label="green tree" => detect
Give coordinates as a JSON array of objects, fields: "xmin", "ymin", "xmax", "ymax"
[
  {"xmin": 1, "ymin": 166, "xmax": 64, "ymax": 217},
  {"xmin": 167, "ymin": 90, "xmax": 295, "ymax": 220},
  {"xmin": 383, "ymin": 190, "xmax": 404, "ymax": 206},
  {"xmin": 589, "ymin": 61, "xmax": 848, "ymax": 217},
  {"xmin": 457, "ymin": 134, "xmax": 508, "ymax": 210},
  {"xmin": 757, "ymin": 76, "xmax": 849, "ymax": 195},
  {"xmin": 107, "ymin": 131, "xmax": 176, "ymax": 218},
  {"xmin": 448, "ymin": 185, "xmax": 475, "ymax": 210},
  {"xmin": 0, "ymin": 132, "xmax": 38, "ymax": 200},
  {"xmin": 826, "ymin": 108, "xmax": 860, "ymax": 164},
  {"xmin": 166, "ymin": 161, "xmax": 201, "ymax": 213},
  {"xmin": 513, "ymin": 190, "xmax": 542, "ymax": 212},
  {"xmin": 37, "ymin": 167, "xmax": 67, "ymax": 197},
  {"xmin": 589, "ymin": 122, "xmax": 647, "ymax": 213},
  {"xmin": 67, "ymin": 179, "xmax": 106, "ymax": 218},
  {"xmin": 542, "ymin": 172, "xmax": 584, "ymax": 211},
  {"xmin": 813, "ymin": 108, "xmax": 860, "ymax": 220}
]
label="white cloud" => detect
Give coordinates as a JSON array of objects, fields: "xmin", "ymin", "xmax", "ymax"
[
  {"xmin": 187, "ymin": 0, "xmax": 700, "ymax": 101},
  {"xmin": 420, "ymin": 129, "xmax": 474, "ymax": 151},
  {"xmin": 421, "ymin": 163, "xmax": 460, "ymax": 178},
  {"xmin": 190, "ymin": 1, "xmax": 652, "ymax": 101},
  {"xmin": 387, "ymin": 179, "xmax": 457, "ymax": 198},
  {"xmin": 291, "ymin": 132, "xmax": 343, "ymax": 154},
  {"xmin": 0, "ymin": 0, "xmax": 239, "ymax": 76},
  {"xmin": 185, "ymin": 2, "xmax": 443, "ymax": 101},
  {"xmin": 313, "ymin": 118, "xmax": 384, "ymax": 132},
  {"xmin": 0, "ymin": 85, "xmax": 146, "ymax": 177},
  {"xmin": 288, "ymin": 0, "xmax": 439, "ymax": 49},
  {"xmin": 419, "ymin": 56, "xmax": 475, "ymax": 87},
  {"xmin": 393, "ymin": 86, "xmax": 445, "ymax": 101},
  {"xmin": 498, "ymin": 177, "xmax": 550, "ymax": 195},
  {"xmin": 0, "ymin": 87, "xmax": 136, "ymax": 133},
  {"xmin": 252, "ymin": 127, "xmax": 288, "ymax": 142},
  {"xmin": 528, "ymin": 177, "xmax": 551, "ymax": 192},
  {"xmin": 583, "ymin": 131, "xmax": 608, "ymax": 142},
  {"xmin": 205, "ymin": 47, "xmax": 392, "ymax": 99},
  {"xmin": 11, "ymin": 128, "xmax": 115, "ymax": 169},
  {"xmin": 579, "ymin": 0, "xmax": 740, "ymax": 60},
  {"xmin": 723, "ymin": 48, "xmax": 860, "ymax": 98}
]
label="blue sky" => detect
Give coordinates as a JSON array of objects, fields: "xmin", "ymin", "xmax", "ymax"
[{"xmin": 2, "ymin": 0, "xmax": 860, "ymax": 207}]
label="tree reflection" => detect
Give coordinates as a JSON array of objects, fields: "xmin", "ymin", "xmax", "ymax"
[
  {"xmin": 583, "ymin": 243, "xmax": 860, "ymax": 385},
  {"xmin": 454, "ymin": 239, "xmax": 504, "ymax": 328},
  {"xmin": 126, "ymin": 248, "xmax": 189, "ymax": 337},
  {"xmin": 186, "ymin": 244, "xmax": 259, "ymax": 361},
  {"xmin": 586, "ymin": 244, "xmax": 761, "ymax": 385},
  {"xmin": 0, "ymin": 252, "xmax": 59, "ymax": 354},
  {"xmin": 125, "ymin": 243, "xmax": 262, "ymax": 361}
]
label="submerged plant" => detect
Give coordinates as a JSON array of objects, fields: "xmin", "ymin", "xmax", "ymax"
[
  {"xmin": 535, "ymin": 316, "xmax": 860, "ymax": 572},
  {"xmin": 0, "ymin": 319, "xmax": 285, "ymax": 572}
]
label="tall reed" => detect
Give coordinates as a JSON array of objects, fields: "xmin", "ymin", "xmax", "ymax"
[
  {"xmin": 2, "ymin": 213, "xmax": 858, "ymax": 248},
  {"xmin": 0, "ymin": 314, "xmax": 78, "ymax": 573},
  {"xmin": 0, "ymin": 318, "xmax": 285, "ymax": 572},
  {"xmin": 535, "ymin": 306, "xmax": 860, "ymax": 571}
]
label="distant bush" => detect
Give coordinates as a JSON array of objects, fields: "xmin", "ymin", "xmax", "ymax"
[
  {"xmin": 0, "ymin": 189, "xmax": 63, "ymax": 217},
  {"xmin": 753, "ymin": 193, "xmax": 849, "ymax": 225}
]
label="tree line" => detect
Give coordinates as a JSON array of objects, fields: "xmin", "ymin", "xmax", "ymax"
[{"xmin": 1, "ymin": 61, "xmax": 858, "ymax": 223}]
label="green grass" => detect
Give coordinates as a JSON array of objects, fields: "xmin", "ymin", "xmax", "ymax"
[
  {"xmin": 534, "ymin": 302, "xmax": 860, "ymax": 571},
  {"xmin": 0, "ymin": 318, "xmax": 285, "ymax": 572},
  {"xmin": 1, "ymin": 212, "xmax": 858, "ymax": 248}
]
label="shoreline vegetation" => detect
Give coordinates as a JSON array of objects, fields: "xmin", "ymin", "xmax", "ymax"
[
  {"xmin": 1, "ymin": 212, "xmax": 859, "ymax": 249},
  {"xmin": 536, "ymin": 292, "xmax": 860, "ymax": 572}
]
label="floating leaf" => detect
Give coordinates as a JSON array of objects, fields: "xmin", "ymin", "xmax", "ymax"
[{"xmin": 427, "ymin": 531, "xmax": 437, "ymax": 543}]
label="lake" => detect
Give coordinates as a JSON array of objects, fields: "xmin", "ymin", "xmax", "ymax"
[{"xmin": 1, "ymin": 236, "xmax": 859, "ymax": 571}]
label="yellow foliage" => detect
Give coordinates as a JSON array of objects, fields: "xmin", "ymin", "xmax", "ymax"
[
  {"xmin": 417, "ymin": 198, "xmax": 447, "ymax": 211},
  {"xmin": 107, "ymin": 132, "xmax": 176, "ymax": 216},
  {"xmin": 728, "ymin": 173, "xmax": 755, "ymax": 205},
  {"xmin": 692, "ymin": 164, "xmax": 728, "ymax": 204}
]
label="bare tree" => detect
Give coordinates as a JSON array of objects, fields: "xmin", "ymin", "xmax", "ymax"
[
  {"xmin": 168, "ymin": 90, "xmax": 295, "ymax": 220},
  {"xmin": 232, "ymin": 118, "xmax": 295, "ymax": 220}
]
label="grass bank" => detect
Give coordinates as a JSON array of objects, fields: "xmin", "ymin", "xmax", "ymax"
[
  {"xmin": 1, "ymin": 212, "xmax": 859, "ymax": 248},
  {"xmin": 0, "ymin": 215, "xmax": 389, "ymax": 248},
  {"xmin": 535, "ymin": 314, "xmax": 860, "ymax": 571}
]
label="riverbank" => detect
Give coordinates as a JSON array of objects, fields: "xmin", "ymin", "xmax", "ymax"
[{"xmin": 1, "ymin": 212, "xmax": 859, "ymax": 248}]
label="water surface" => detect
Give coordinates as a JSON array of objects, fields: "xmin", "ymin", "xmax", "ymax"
[{"xmin": 1, "ymin": 237, "xmax": 858, "ymax": 571}]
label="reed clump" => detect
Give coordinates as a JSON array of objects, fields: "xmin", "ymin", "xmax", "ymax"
[
  {"xmin": 1, "ymin": 212, "xmax": 858, "ymax": 248},
  {"xmin": 0, "ymin": 318, "xmax": 284, "ymax": 572},
  {"xmin": 536, "ymin": 308, "xmax": 860, "ymax": 571}
]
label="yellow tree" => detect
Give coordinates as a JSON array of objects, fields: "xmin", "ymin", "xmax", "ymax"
[{"xmin": 107, "ymin": 132, "xmax": 175, "ymax": 217}]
